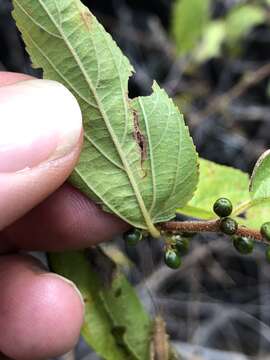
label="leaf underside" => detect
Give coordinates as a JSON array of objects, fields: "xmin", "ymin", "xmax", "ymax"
[{"xmin": 12, "ymin": 0, "xmax": 199, "ymax": 237}]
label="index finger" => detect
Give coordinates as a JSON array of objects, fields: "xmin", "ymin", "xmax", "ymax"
[{"xmin": 1, "ymin": 184, "xmax": 130, "ymax": 252}]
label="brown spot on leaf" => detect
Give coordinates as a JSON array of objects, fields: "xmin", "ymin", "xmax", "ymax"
[
  {"xmin": 80, "ymin": 11, "xmax": 92, "ymax": 31},
  {"xmin": 132, "ymin": 109, "xmax": 147, "ymax": 177}
]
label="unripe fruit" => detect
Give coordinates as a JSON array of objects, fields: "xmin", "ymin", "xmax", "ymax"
[
  {"xmin": 172, "ymin": 235, "xmax": 189, "ymax": 255},
  {"xmin": 260, "ymin": 222, "xmax": 270, "ymax": 241},
  {"xmin": 232, "ymin": 236, "xmax": 254, "ymax": 255},
  {"xmin": 123, "ymin": 228, "xmax": 142, "ymax": 246},
  {"xmin": 164, "ymin": 250, "xmax": 181, "ymax": 269},
  {"xmin": 213, "ymin": 198, "xmax": 233, "ymax": 217},
  {"xmin": 219, "ymin": 217, "xmax": 238, "ymax": 235}
]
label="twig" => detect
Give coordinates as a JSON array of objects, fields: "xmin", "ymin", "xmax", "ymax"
[{"xmin": 160, "ymin": 220, "xmax": 264, "ymax": 242}]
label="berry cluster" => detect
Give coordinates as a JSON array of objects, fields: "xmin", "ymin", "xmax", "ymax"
[
  {"xmin": 214, "ymin": 198, "xmax": 270, "ymax": 260},
  {"xmin": 123, "ymin": 228, "xmax": 191, "ymax": 270},
  {"xmin": 213, "ymin": 197, "xmax": 254, "ymax": 255},
  {"xmin": 163, "ymin": 234, "xmax": 190, "ymax": 269},
  {"xmin": 122, "ymin": 197, "xmax": 270, "ymax": 270}
]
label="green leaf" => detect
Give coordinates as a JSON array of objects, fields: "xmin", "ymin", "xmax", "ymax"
[
  {"xmin": 238, "ymin": 150, "xmax": 270, "ymax": 229},
  {"xmin": 49, "ymin": 249, "xmax": 152, "ymax": 360},
  {"xmin": 226, "ymin": 4, "xmax": 266, "ymax": 43},
  {"xmin": 178, "ymin": 157, "xmax": 270, "ymax": 230},
  {"xmin": 195, "ymin": 21, "xmax": 226, "ymax": 63},
  {"xmin": 241, "ymin": 150, "xmax": 270, "ymax": 228},
  {"xmin": 100, "ymin": 272, "xmax": 151, "ymax": 359},
  {"xmin": 178, "ymin": 159, "xmax": 250, "ymax": 219},
  {"xmin": 48, "ymin": 251, "xmax": 130, "ymax": 360},
  {"xmin": 171, "ymin": 0, "xmax": 210, "ymax": 55},
  {"xmin": 250, "ymin": 150, "xmax": 270, "ymax": 201},
  {"xmin": 240, "ymin": 202, "xmax": 270, "ymax": 229},
  {"xmin": 12, "ymin": 0, "xmax": 199, "ymax": 237}
]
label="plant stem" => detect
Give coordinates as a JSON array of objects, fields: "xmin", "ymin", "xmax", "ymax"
[{"xmin": 160, "ymin": 220, "xmax": 265, "ymax": 243}]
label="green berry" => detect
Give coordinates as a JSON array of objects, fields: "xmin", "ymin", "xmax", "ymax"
[
  {"xmin": 213, "ymin": 198, "xmax": 233, "ymax": 217},
  {"xmin": 124, "ymin": 228, "xmax": 142, "ymax": 246},
  {"xmin": 164, "ymin": 250, "xmax": 181, "ymax": 269},
  {"xmin": 260, "ymin": 222, "xmax": 270, "ymax": 241},
  {"xmin": 219, "ymin": 217, "xmax": 238, "ymax": 235},
  {"xmin": 232, "ymin": 236, "xmax": 254, "ymax": 255},
  {"xmin": 265, "ymin": 246, "xmax": 270, "ymax": 263},
  {"xmin": 172, "ymin": 235, "xmax": 189, "ymax": 255}
]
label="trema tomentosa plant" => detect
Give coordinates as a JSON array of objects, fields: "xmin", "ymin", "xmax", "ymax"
[{"xmin": 12, "ymin": 1, "xmax": 270, "ymax": 359}]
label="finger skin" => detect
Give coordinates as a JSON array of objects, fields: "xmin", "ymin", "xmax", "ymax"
[
  {"xmin": 0, "ymin": 254, "xmax": 84, "ymax": 360},
  {"xmin": 0, "ymin": 75, "xmax": 83, "ymax": 230},
  {"xmin": 0, "ymin": 72, "xmax": 84, "ymax": 359},
  {"xmin": 1, "ymin": 184, "xmax": 130, "ymax": 251},
  {"xmin": 0, "ymin": 72, "xmax": 32, "ymax": 86},
  {"xmin": 0, "ymin": 139, "xmax": 83, "ymax": 232}
]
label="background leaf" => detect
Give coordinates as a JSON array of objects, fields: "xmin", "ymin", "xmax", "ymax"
[
  {"xmin": 49, "ymin": 249, "xmax": 152, "ymax": 360},
  {"xmin": 195, "ymin": 20, "xmax": 226, "ymax": 63},
  {"xmin": 171, "ymin": 2, "xmax": 266, "ymax": 63},
  {"xmin": 171, "ymin": 0, "xmax": 210, "ymax": 55},
  {"xmin": 225, "ymin": 4, "xmax": 266, "ymax": 44},
  {"xmin": 12, "ymin": 0, "xmax": 199, "ymax": 237},
  {"xmin": 240, "ymin": 202, "xmax": 270, "ymax": 229}
]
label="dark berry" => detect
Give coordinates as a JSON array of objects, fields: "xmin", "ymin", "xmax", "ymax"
[
  {"xmin": 232, "ymin": 236, "xmax": 254, "ymax": 255},
  {"xmin": 213, "ymin": 198, "xmax": 233, "ymax": 217},
  {"xmin": 219, "ymin": 217, "xmax": 238, "ymax": 235},
  {"xmin": 164, "ymin": 250, "xmax": 181, "ymax": 269},
  {"xmin": 172, "ymin": 235, "xmax": 189, "ymax": 255},
  {"xmin": 261, "ymin": 222, "xmax": 270, "ymax": 241},
  {"xmin": 123, "ymin": 228, "xmax": 142, "ymax": 246},
  {"xmin": 266, "ymin": 246, "xmax": 270, "ymax": 263}
]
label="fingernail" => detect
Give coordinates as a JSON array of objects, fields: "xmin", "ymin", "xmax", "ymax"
[
  {"xmin": 0, "ymin": 79, "xmax": 82, "ymax": 173},
  {"xmin": 48, "ymin": 273, "xmax": 85, "ymax": 309}
]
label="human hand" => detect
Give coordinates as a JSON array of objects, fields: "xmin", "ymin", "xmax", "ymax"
[{"xmin": 0, "ymin": 72, "xmax": 129, "ymax": 360}]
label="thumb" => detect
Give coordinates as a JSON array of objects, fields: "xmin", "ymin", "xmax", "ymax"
[{"xmin": 0, "ymin": 78, "xmax": 83, "ymax": 230}]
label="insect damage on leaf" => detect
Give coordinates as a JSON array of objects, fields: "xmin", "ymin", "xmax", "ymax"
[
  {"xmin": 132, "ymin": 109, "xmax": 147, "ymax": 178},
  {"xmin": 80, "ymin": 9, "xmax": 93, "ymax": 31}
]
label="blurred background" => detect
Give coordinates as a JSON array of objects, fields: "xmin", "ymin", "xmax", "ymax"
[{"xmin": 2, "ymin": 0, "xmax": 270, "ymax": 359}]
